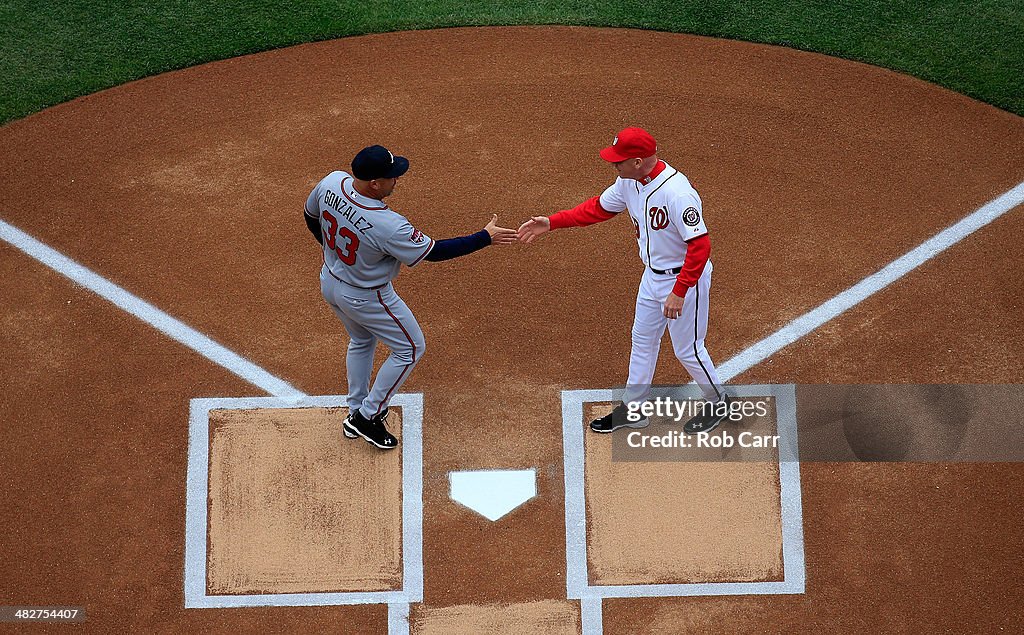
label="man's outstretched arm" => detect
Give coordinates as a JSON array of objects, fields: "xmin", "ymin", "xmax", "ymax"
[
  {"xmin": 423, "ymin": 215, "xmax": 517, "ymax": 262},
  {"xmin": 518, "ymin": 196, "xmax": 617, "ymax": 243}
]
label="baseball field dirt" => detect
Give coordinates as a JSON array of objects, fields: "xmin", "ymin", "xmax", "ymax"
[
  {"xmin": 1, "ymin": 25, "xmax": 1023, "ymax": 633},
  {"xmin": 206, "ymin": 407, "xmax": 403, "ymax": 595},
  {"xmin": 582, "ymin": 402, "xmax": 783, "ymax": 586},
  {"xmin": 410, "ymin": 599, "xmax": 581, "ymax": 634}
]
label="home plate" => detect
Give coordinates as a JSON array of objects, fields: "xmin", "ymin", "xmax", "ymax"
[{"xmin": 449, "ymin": 469, "xmax": 537, "ymax": 521}]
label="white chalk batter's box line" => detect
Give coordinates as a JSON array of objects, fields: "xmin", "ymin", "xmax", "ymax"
[
  {"xmin": 561, "ymin": 385, "xmax": 806, "ymax": 603},
  {"xmin": 184, "ymin": 393, "xmax": 424, "ymax": 610}
]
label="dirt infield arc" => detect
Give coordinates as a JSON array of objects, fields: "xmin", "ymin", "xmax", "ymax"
[{"xmin": 2, "ymin": 26, "xmax": 1023, "ymax": 633}]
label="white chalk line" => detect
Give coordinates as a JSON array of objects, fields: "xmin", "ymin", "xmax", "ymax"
[
  {"xmin": 716, "ymin": 179, "xmax": 1024, "ymax": 381},
  {"xmin": 562, "ymin": 385, "xmax": 804, "ymax": 635},
  {"xmin": 185, "ymin": 394, "xmax": 422, "ymax": 635},
  {"xmin": 0, "ymin": 219, "xmax": 303, "ymax": 399}
]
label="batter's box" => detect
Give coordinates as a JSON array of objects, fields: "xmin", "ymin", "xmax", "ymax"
[
  {"xmin": 184, "ymin": 394, "xmax": 423, "ymax": 610},
  {"xmin": 561, "ymin": 385, "xmax": 805, "ymax": 632}
]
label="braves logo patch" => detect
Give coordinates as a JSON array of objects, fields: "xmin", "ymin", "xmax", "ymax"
[
  {"xmin": 648, "ymin": 206, "xmax": 670, "ymax": 231},
  {"xmin": 410, "ymin": 229, "xmax": 425, "ymax": 244},
  {"xmin": 682, "ymin": 207, "xmax": 701, "ymax": 227}
]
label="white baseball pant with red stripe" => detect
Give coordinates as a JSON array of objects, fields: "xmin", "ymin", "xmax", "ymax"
[
  {"xmin": 320, "ymin": 270, "xmax": 425, "ymax": 418},
  {"xmin": 623, "ymin": 261, "xmax": 724, "ymax": 405}
]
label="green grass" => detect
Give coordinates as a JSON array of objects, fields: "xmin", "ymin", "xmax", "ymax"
[{"xmin": 1, "ymin": 0, "xmax": 1022, "ymax": 124}]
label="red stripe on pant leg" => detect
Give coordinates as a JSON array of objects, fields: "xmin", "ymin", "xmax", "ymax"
[{"xmin": 374, "ymin": 290, "xmax": 417, "ymax": 417}]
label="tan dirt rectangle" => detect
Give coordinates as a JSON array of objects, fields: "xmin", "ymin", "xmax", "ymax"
[
  {"xmin": 206, "ymin": 406, "xmax": 403, "ymax": 594},
  {"xmin": 584, "ymin": 401, "xmax": 783, "ymax": 585},
  {"xmin": 411, "ymin": 600, "xmax": 580, "ymax": 635}
]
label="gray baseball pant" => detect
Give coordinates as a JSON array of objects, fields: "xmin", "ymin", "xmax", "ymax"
[{"xmin": 320, "ymin": 271, "xmax": 426, "ymax": 418}]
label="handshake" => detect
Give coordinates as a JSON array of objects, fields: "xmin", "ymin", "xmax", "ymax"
[{"xmin": 484, "ymin": 214, "xmax": 553, "ymax": 245}]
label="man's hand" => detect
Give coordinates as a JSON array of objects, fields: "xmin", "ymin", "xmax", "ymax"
[
  {"xmin": 485, "ymin": 214, "xmax": 518, "ymax": 245},
  {"xmin": 517, "ymin": 216, "xmax": 551, "ymax": 244},
  {"xmin": 664, "ymin": 291, "xmax": 685, "ymax": 319}
]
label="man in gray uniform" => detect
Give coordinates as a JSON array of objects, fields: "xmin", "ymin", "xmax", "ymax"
[{"xmin": 304, "ymin": 145, "xmax": 516, "ymax": 449}]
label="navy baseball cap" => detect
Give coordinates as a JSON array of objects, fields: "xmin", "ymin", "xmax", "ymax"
[{"xmin": 351, "ymin": 145, "xmax": 410, "ymax": 180}]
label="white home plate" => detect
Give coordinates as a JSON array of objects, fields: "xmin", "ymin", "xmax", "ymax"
[{"xmin": 449, "ymin": 470, "xmax": 537, "ymax": 521}]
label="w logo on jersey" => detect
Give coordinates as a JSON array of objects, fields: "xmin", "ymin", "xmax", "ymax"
[{"xmin": 648, "ymin": 206, "xmax": 670, "ymax": 231}]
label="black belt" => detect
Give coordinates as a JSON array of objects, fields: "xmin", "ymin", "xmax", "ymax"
[
  {"xmin": 326, "ymin": 267, "xmax": 387, "ymax": 291},
  {"xmin": 650, "ymin": 266, "xmax": 683, "ymax": 275}
]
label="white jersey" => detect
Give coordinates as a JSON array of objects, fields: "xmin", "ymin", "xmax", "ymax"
[
  {"xmin": 598, "ymin": 161, "xmax": 708, "ymax": 271},
  {"xmin": 304, "ymin": 171, "xmax": 434, "ymax": 288}
]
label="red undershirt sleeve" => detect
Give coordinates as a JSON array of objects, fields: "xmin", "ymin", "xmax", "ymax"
[
  {"xmin": 548, "ymin": 196, "xmax": 617, "ymax": 230},
  {"xmin": 673, "ymin": 234, "xmax": 711, "ymax": 297}
]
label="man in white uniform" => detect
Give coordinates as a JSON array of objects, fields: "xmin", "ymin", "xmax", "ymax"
[
  {"xmin": 305, "ymin": 145, "xmax": 516, "ymax": 449},
  {"xmin": 518, "ymin": 127, "xmax": 730, "ymax": 434}
]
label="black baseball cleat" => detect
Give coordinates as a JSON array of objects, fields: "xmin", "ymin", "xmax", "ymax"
[
  {"xmin": 683, "ymin": 393, "xmax": 733, "ymax": 435},
  {"xmin": 343, "ymin": 410, "xmax": 358, "ymax": 439},
  {"xmin": 344, "ymin": 408, "xmax": 398, "ymax": 449},
  {"xmin": 590, "ymin": 403, "xmax": 649, "ymax": 433}
]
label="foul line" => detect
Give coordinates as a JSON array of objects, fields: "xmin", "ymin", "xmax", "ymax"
[
  {"xmin": 0, "ymin": 219, "xmax": 421, "ymax": 632},
  {"xmin": 0, "ymin": 219, "xmax": 303, "ymax": 399},
  {"xmin": 717, "ymin": 180, "xmax": 1024, "ymax": 381}
]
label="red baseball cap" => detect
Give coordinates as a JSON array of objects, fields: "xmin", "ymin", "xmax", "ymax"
[{"xmin": 599, "ymin": 127, "xmax": 657, "ymax": 162}]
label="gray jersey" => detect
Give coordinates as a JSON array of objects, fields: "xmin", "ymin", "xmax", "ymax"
[{"xmin": 304, "ymin": 170, "xmax": 434, "ymax": 288}]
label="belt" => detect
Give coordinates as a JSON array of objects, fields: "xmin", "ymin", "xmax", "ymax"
[
  {"xmin": 650, "ymin": 266, "xmax": 683, "ymax": 275},
  {"xmin": 326, "ymin": 267, "xmax": 387, "ymax": 291}
]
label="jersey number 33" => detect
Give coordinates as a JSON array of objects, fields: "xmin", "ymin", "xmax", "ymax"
[{"xmin": 323, "ymin": 210, "xmax": 360, "ymax": 266}]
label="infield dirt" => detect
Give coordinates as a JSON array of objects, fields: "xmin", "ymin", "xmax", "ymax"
[{"xmin": 1, "ymin": 25, "xmax": 1023, "ymax": 633}]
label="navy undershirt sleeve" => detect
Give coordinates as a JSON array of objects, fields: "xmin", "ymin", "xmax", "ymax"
[
  {"xmin": 304, "ymin": 212, "xmax": 323, "ymax": 245},
  {"xmin": 424, "ymin": 229, "xmax": 491, "ymax": 262}
]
